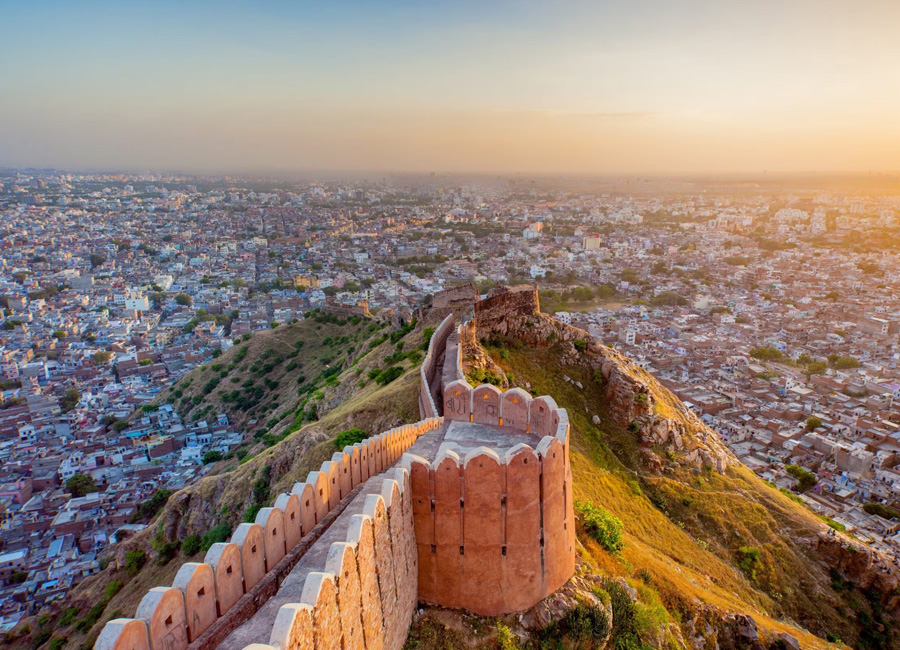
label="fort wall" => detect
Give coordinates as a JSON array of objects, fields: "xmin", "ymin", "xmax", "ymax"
[
  {"xmin": 431, "ymin": 283, "xmax": 478, "ymax": 311},
  {"xmin": 418, "ymin": 314, "xmax": 454, "ymax": 418},
  {"xmin": 96, "ymin": 418, "xmax": 442, "ymax": 650},
  {"xmin": 232, "ymin": 468, "xmax": 416, "ymax": 650},
  {"xmin": 321, "ymin": 298, "xmax": 372, "ymax": 320},
  {"xmin": 473, "ymin": 286, "xmax": 540, "ymax": 323},
  {"xmin": 96, "ymin": 301, "xmax": 578, "ymax": 650},
  {"xmin": 405, "ymin": 420, "xmax": 574, "ymax": 616}
]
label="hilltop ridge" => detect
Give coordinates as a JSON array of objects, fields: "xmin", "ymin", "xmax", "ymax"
[
  {"xmin": 427, "ymin": 285, "xmax": 900, "ymax": 650},
  {"xmin": 12, "ymin": 293, "xmax": 900, "ymax": 650}
]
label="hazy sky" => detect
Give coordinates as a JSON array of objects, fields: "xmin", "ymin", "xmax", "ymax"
[{"xmin": 1, "ymin": 0, "xmax": 899, "ymax": 174}]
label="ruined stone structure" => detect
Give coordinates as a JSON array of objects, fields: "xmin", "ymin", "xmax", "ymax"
[
  {"xmin": 96, "ymin": 304, "xmax": 575, "ymax": 650},
  {"xmin": 431, "ymin": 282, "xmax": 478, "ymax": 311},
  {"xmin": 321, "ymin": 297, "xmax": 372, "ymax": 319}
]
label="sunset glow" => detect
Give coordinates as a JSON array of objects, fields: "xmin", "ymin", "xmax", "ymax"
[{"xmin": 2, "ymin": 0, "xmax": 899, "ymax": 173}]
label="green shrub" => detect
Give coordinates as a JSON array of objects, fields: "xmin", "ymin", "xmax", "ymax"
[
  {"xmin": 737, "ymin": 546, "xmax": 761, "ymax": 580},
  {"xmin": 244, "ymin": 504, "xmax": 262, "ymax": 523},
  {"xmin": 496, "ymin": 623, "xmax": 521, "ymax": 649},
  {"xmin": 124, "ymin": 550, "xmax": 146, "ymax": 575},
  {"xmin": 59, "ymin": 607, "xmax": 80, "ymax": 626},
  {"xmin": 181, "ymin": 534, "xmax": 202, "ymax": 556},
  {"xmin": 606, "ymin": 581, "xmax": 642, "ymax": 650},
  {"xmin": 375, "ymin": 366, "xmax": 404, "ymax": 386},
  {"xmin": 200, "ymin": 524, "xmax": 232, "ymax": 552},
  {"xmin": 129, "ymin": 489, "xmax": 172, "ymax": 523},
  {"xmin": 561, "ymin": 601, "xmax": 609, "ymax": 644},
  {"xmin": 576, "ymin": 501, "xmax": 624, "ymax": 552},
  {"xmin": 573, "ymin": 339, "xmax": 587, "ymax": 352},
  {"xmin": 48, "ymin": 637, "xmax": 67, "ymax": 650},
  {"xmin": 202, "ymin": 450, "xmax": 223, "ymax": 464},
  {"xmin": 820, "ymin": 515, "xmax": 847, "ymax": 532},
  {"xmin": 104, "ymin": 580, "xmax": 124, "ymax": 600},
  {"xmin": 334, "ymin": 428, "xmax": 368, "ymax": 448},
  {"xmin": 30, "ymin": 628, "xmax": 51, "ymax": 649}
]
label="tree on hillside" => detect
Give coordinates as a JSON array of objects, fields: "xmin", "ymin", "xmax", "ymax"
[
  {"xmin": 66, "ymin": 474, "xmax": 98, "ymax": 497},
  {"xmin": 175, "ymin": 293, "xmax": 192, "ymax": 306},
  {"xmin": 202, "ymin": 451, "xmax": 223, "ymax": 464},
  {"xmin": 806, "ymin": 416, "xmax": 822, "ymax": 431},
  {"xmin": 786, "ymin": 464, "xmax": 818, "ymax": 492},
  {"xmin": 89, "ymin": 253, "xmax": 106, "ymax": 269}
]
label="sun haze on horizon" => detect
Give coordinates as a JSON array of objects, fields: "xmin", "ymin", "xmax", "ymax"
[{"xmin": 1, "ymin": 0, "xmax": 899, "ymax": 175}]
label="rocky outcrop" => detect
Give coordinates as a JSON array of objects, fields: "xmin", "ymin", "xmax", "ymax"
[
  {"xmin": 518, "ymin": 558, "xmax": 612, "ymax": 646},
  {"xmin": 471, "ymin": 288, "xmax": 731, "ymax": 475},
  {"xmin": 814, "ymin": 531, "xmax": 900, "ymax": 617}
]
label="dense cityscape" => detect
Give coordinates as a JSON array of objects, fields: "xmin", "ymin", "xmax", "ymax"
[{"xmin": 1, "ymin": 169, "xmax": 900, "ymax": 631}]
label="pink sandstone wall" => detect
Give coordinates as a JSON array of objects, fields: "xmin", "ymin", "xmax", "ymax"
[
  {"xmin": 229, "ymin": 468, "xmax": 418, "ymax": 650},
  {"xmin": 419, "ymin": 315, "xmax": 454, "ymax": 418},
  {"xmin": 96, "ymin": 418, "xmax": 443, "ymax": 650},
  {"xmin": 403, "ymin": 407, "xmax": 574, "ymax": 617}
]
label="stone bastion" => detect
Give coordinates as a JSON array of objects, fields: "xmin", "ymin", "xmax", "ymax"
[{"xmin": 95, "ymin": 314, "xmax": 576, "ymax": 650}]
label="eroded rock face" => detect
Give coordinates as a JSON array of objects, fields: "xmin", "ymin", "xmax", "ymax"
[
  {"xmin": 814, "ymin": 532, "xmax": 900, "ymax": 617},
  {"xmin": 519, "ymin": 561, "xmax": 611, "ymax": 644},
  {"xmin": 471, "ymin": 291, "xmax": 731, "ymax": 475}
]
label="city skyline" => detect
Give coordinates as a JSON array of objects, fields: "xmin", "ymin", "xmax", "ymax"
[{"xmin": 2, "ymin": 0, "xmax": 900, "ymax": 174}]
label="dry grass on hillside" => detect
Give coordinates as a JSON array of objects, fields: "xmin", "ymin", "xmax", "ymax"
[{"xmin": 487, "ymin": 340, "xmax": 849, "ymax": 649}]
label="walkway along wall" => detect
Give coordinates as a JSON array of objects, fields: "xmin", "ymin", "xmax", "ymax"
[
  {"xmin": 235, "ymin": 468, "xmax": 418, "ymax": 650},
  {"xmin": 418, "ymin": 314, "xmax": 454, "ymax": 419},
  {"xmin": 94, "ymin": 418, "xmax": 443, "ymax": 650}
]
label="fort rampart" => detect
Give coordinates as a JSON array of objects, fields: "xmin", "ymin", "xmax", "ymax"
[
  {"xmin": 95, "ymin": 299, "xmax": 577, "ymax": 650},
  {"xmin": 418, "ymin": 314, "xmax": 454, "ymax": 419},
  {"xmin": 405, "ymin": 433, "xmax": 575, "ymax": 616},
  {"xmin": 95, "ymin": 418, "xmax": 442, "ymax": 650}
]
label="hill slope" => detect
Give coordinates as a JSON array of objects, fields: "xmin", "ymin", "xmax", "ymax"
[
  {"xmin": 17, "ymin": 305, "xmax": 900, "ymax": 650},
  {"xmin": 9, "ymin": 311, "xmax": 433, "ymax": 650},
  {"xmin": 461, "ymin": 305, "xmax": 899, "ymax": 650}
]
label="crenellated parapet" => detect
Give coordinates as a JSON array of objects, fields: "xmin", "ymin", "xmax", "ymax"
[
  {"xmin": 94, "ymin": 418, "xmax": 443, "ymax": 650},
  {"xmin": 444, "ymin": 378, "xmax": 570, "ymax": 437},
  {"xmin": 253, "ymin": 468, "xmax": 418, "ymax": 650},
  {"xmin": 95, "ymin": 307, "xmax": 579, "ymax": 650},
  {"xmin": 404, "ymin": 418, "xmax": 575, "ymax": 616}
]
